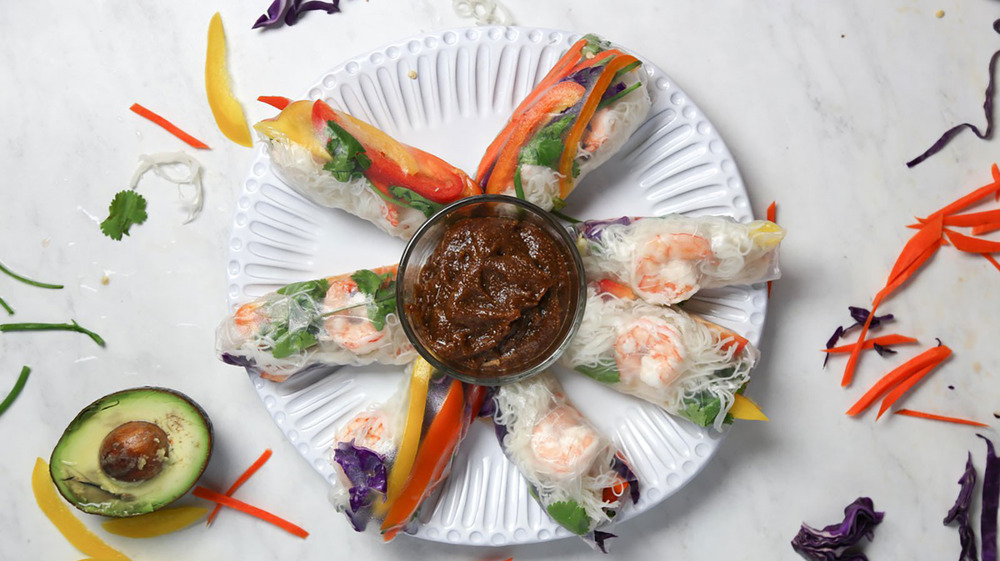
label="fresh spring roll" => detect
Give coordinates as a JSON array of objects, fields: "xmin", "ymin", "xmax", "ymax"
[
  {"xmin": 476, "ymin": 34, "xmax": 652, "ymax": 211},
  {"xmin": 574, "ymin": 215, "xmax": 785, "ymax": 305},
  {"xmin": 561, "ymin": 282, "xmax": 759, "ymax": 430},
  {"xmin": 330, "ymin": 359, "xmax": 487, "ymax": 539},
  {"xmin": 255, "ymin": 98, "xmax": 481, "ymax": 239},
  {"xmin": 487, "ymin": 371, "xmax": 639, "ymax": 552},
  {"xmin": 217, "ymin": 265, "xmax": 415, "ymax": 382}
]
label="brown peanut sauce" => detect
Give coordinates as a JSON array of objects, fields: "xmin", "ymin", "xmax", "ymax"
[{"xmin": 409, "ymin": 216, "xmax": 573, "ymax": 375}]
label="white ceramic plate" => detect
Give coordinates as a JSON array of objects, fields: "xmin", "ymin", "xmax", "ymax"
[{"xmin": 226, "ymin": 26, "xmax": 767, "ymax": 546}]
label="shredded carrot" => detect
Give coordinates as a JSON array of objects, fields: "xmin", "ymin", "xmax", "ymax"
[
  {"xmin": 845, "ymin": 345, "xmax": 951, "ymax": 416},
  {"xmin": 192, "ymin": 486, "xmax": 307, "ymax": 538},
  {"xmin": 984, "ymin": 253, "xmax": 1000, "ymax": 273},
  {"xmin": 257, "ymin": 96, "xmax": 291, "ymax": 110},
  {"xmin": 207, "ymin": 449, "xmax": 273, "ymax": 525},
  {"xmin": 925, "ymin": 163, "xmax": 1000, "ymax": 220},
  {"xmin": 875, "ymin": 362, "xmax": 939, "ymax": 419},
  {"xmin": 766, "ymin": 201, "xmax": 777, "ymax": 297},
  {"xmin": 894, "ymin": 409, "xmax": 989, "ymax": 427},
  {"xmin": 823, "ymin": 334, "xmax": 918, "ymax": 354},
  {"xmin": 129, "ymin": 103, "xmax": 210, "ymax": 150},
  {"xmin": 944, "ymin": 228, "xmax": 1000, "ymax": 253},
  {"xmin": 972, "ymin": 222, "xmax": 1000, "ymax": 235},
  {"xmin": 843, "ymin": 217, "xmax": 945, "ymax": 387}
]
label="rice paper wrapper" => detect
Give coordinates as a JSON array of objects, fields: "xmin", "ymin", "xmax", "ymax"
[
  {"xmin": 491, "ymin": 372, "xmax": 638, "ymax": 550},
  {"xmin": 574, "ymin": 215, "xmax": 785, "ymax": 305},
  {"xmin": 490, "ymin": 70, "xmax": 652, "ymax": 211},
  {"xmin": 560, "ymin": 287, "xmax": 759, "ymax": 430},
  {"xmin": 217, "ymin": 265, "xmax": 415, "ymax": 382}
]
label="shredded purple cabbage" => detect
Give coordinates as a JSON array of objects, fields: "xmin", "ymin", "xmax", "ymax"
[
  {"xmin": 333, "ymin": 441, "xmax": 387, "ymax": 531},
  {"xmin": 611, "ymin": 454, "xmax": 640, "ymax": 505},
  {"xmin": 907, "ymin": 19, "xmax": 1000, "ymax": 167},
  {"xmin": 824, "ymin": 308, "xmax": 896, "ymax": 366},
  {"xmin": 944, "ymin": 452, "xmax": 979, "ymax": 561},
  {"xmin": 848, "ymin": 306, "xmax": 893, "ymax": 329},
  {"xmin": 593, "ymin": 530, "xmax": 617, "ymax": 554},
  {"xmin": 872, "ymin": 343, "xmax": 897, "ymax": 358},
  {"xmin": 578, "ymin": 216, "xmax": 633, "ymax": 242},
  {"xmin": 791, "ymin": 497, "xmax": 884, "ymax": 561},
  {"xmin": 567, "ymin": 66, "xmax": 605, "ymax": 89},
  {"xmin": 980, "ymin": 435, "xmax": 999, "ymax": 561},
  {"xmin": 253, "ymin": 0, "xmax": 341, "ymax": 29}
]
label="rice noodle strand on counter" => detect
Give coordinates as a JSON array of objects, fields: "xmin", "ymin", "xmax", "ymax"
[
  {"xmin": 452, "ymin": 0, "xmax": 514, "ymax": 25},
  {"xmin": 128, "ymin": 152, "xmax": 205, "ymax": 224}
]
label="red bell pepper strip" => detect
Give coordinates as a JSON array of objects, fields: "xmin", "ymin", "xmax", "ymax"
[
  {"xmin": 258, "ymin": 96, "xmax": 292, "ymax": 110},
  {"xmin": 477, "ymin": 38, "xmax": 589, "ymax": 181},
  {"xmin": 766, "ymin": 202, "xmax": 777, "ymax": 296},
  {"xmin": 845, "ymin": 345, "xmax": 951, "ymax": 416},
  {"xmin": 557, "ymin": 55, "xmax": 639, "ymax": 198},
  {"xmin": 311, "ymin": 101, "xmax": 478, "ymax": 204},
  {"xmin": 381, "ymin": 379, "xmax": 465, "ymax": 541},
  {"xmin": 485, "ymin": 81, "xmax": 586, "ymax": 194},
  {"xmin": 595, "ymin": 278, "xmax": 636, "ymax": 300}
]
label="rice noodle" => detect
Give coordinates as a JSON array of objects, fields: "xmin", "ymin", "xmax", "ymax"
[
  {"xmin": 561, "ymin": 288, "xmax": 758, "ymax": 430},
  {"xmin": 128, "ymin": 152, "xmax": 204, "ymax": 223},
  {"xmin": 452, "ymin": 0, "xmax": 514, "ymax": 25}
]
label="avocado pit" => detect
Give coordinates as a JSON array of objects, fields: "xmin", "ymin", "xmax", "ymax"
[{"xmin": 99, "ymin": 421, "xmax": 170, "ymax": 482}]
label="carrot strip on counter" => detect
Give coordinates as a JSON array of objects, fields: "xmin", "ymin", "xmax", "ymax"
[
  {"xmin": 823, "ymin": 334, "xmax": 918, "ymax": 354},
  {"xmin": 192, "ymin": 486, "xmax": 307, "ymax": 538},
  {"xmin": 925, "ymin": 163, "xmax": 1000, "ymax": 220},
  {"xmin": 944, "ymin": 228, "xmax": 1000, "ymax": 253},
  {"xmin": 207, "ymin": 449, "xmax": 273, "ymax": 525},
  {"xmin": 984, "ymin": 253, "xmax": 1000, "ymax": 273},
  {"xmin": 972, "ymin": 222, "xmax": 1000, "ymax": 235},
  {"xmin": 257, "ymin": 96, "xmax": 291, "ymax": 110},
  {"xmin": 767, "ymin": 201, "xmax": 777, "ymax": 297},
  {"xmin": 130, "ymin": 103, "xmax": 210, "ymax": 150},
  {"xmin": 846, "ymin": 345, "xmax": 952, "ymax": 416},
  {"xmin": 894, "ymin": 409, "xmax": 989, "ymax": 428},
  {"xmin": 875, "ymin": 361, "xmax": 940, "ymax": 419}
]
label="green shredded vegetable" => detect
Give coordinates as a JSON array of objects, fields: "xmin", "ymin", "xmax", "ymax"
[
  {"xmin": 0, "ymin": 260, "xmax": 63, "ymax": 289},
  {"xmin": 0, "ymin": 366, "xmax": 31, "ymax": 418},
  {"xmin": 0, "ymin": 320, "xmax": 105, "ymax": 347},
  {"xmin": 0, "ymin": 297, "xmax": 12, "ymax": 316}
]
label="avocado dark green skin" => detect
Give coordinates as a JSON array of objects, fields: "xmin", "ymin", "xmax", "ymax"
[{"xmin": 49, "ymin": 387, "xmax": 213, "ymax": 517}]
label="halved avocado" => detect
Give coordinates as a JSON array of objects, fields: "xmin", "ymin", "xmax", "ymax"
[{"xmin": 49, "ymin": 387, "xmax": 213, "ymax": 517}]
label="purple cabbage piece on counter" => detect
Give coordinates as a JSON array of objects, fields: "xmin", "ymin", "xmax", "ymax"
[
  {"xmin": 980, "ymin": 435, "xmax": 1000, "ymax": 561},
  {"xmin": 944, "ymin": 452, "xmax": 979, "ymax": 561},
  {"xmin": 253, "ymin": 0, "xmax": 341, "ymax": 29},
  {"xmin": 791, "ymin": 497, "xmax": 884, "ymax": 561},
  {"xmin": 578, "ymin": 216, "xmax": 633, "ymax": 242},
  {"xmin": 333, "ymin": 441, "xmax": 387, "ymax": 531}
]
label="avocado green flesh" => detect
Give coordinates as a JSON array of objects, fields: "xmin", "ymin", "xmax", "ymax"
[{"xmin": 49, "ymin": 388, "xmax": 212, "ymax": 517}]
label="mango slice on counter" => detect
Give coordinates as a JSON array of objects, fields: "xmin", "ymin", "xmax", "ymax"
[
  {"xmin": 206, "ymin": 12, "xmax": 253, "ymax": 147},
  {"xmin": 101, "ymin": 506, "xmax": 207, "ymax": 538}
]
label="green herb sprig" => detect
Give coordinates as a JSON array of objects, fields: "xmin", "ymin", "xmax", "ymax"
[
  {"xmin": 0, "ymin": 366, "xmax": 30, "ymax": 418},
  {"xmin": 0, "ymin": 320, "xmax": 105, "ymax": 347}
]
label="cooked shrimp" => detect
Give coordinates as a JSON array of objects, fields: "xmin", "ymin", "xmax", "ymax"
[
  {"xmin": 336, "ymin": 410, "xmax": 393, "ymax": 456},
  {"xmin": 614, "ymin": 316, "xmax": 687, "ymax": 389},
  {"xmin": 633, "ymin": 233, "xmax": 714, "ymax": 303},
  {"xmin": 323, "ymin": 279, "xmax": 385, "ymax": 354},
  {"xmin": 530, "ymin": 405, "xmax": 601, "ymax": 475},
  {"xmin": 581, "ymin": 108, "xmax": 614, "ymax": 153}
]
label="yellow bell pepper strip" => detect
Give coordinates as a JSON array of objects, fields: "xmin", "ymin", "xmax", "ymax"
[
  {"xmin": 730, "ymin": 394, "xmax": 768, "ymax": 421},
  {"xmin": 557, "ymin": 54, "xmax": 639, "ymax": 198},
  {"xmin": 373, "ymin": 358, "xmax": 434, "ymax": 518},
  {"xmin": 380, "ymin": 379, "xmax": 465, "ymax": 541},
  {"xmin": 31, "ymin": 458, "xmax": 130, "ymax": 561},
  {"xmin": 484, "ymin": 81, "xmax": 586, "ymax": 195},
  {"xmin": 101, "ymin": 506, "xmax": 207, "ymax": 538},
  {"xmin": 206, "ymin": 13, "xmax": 253, "ymax": 147}
]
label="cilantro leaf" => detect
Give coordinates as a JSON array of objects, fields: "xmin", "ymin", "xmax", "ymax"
[
  {"xmin": 100, "ymin": 191, "xmax": 148, "ymax": 241},
  {"xmin": 575, "ymin": 362, "xmax": 620, "ymax": 384},
  {"xmin": 519, "ymin": 114, "xmax": 575, "ymax": 169},
  {"xmin": 387, "ymin": 186, "xmax": 444, "ymax": 218},
  {"xmin": 271, "ymin": 328, "xmax": 319, "ymax": 359},
  {"xmin": 351, "ymin": 269, "xmax": 397, "ymax": 331},
  {"xmin": 323, "ymin": 121, "xmax": 371, "ymax": 182},
  {"xmin": 277, "ymin": 278, "xmax": 330, "ymax": 300}
]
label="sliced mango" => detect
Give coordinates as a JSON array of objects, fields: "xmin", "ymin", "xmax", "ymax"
[
  {"xmin": 206, "ymin": 13, "xmax": 253, "ymax": 147},
  {"xmin": 374, "ymin": 358, "xmax": 433, "ymax": 517},
  {"xmin": 749, "ymin": 220, "xmax": 786, "ymax": 250},
  {"xmin": 730, "ymin": 394, "xmax": 769, "ymax": 421},
  {"xmin": 334, "ymin": 110, "xmax": 420, "ymax": 175},
  {"xmin": 254, "ymin": 100, "xmax": 330, "ymax": 162},
  {"xmin": 101, "ymin": 506, "xmax": 207, "ymax": 538},
  {"xmin": 31, "ymin": 458, "xmax": 130, "ymax": 561}
]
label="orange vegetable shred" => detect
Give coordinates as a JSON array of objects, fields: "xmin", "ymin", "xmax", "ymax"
[
  {"xmin": 894, "ymin": 409, "xmax": 989, "ymax": 428},
  {"xmin": 846, "ymin": 345, "xmax": 951, "ymax": 416},
  {"xmin": 207, "ymin": 449, "xmax": 273, "ymax": 525},
  {"xmin": 130, "ymin": 103, "xmax": 210, "ymax": 149},
  {"xmin": 193, "ymin": 486, "xmax": 308, "ymax": 538}
]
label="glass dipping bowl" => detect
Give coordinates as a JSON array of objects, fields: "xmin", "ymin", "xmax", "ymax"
[{"xmin": 396, "ymin": 195, "xmax": 586, "ymax": 385}]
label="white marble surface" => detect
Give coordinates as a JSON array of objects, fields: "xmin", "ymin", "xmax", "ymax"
[{"xmin": 2, "ymin": 1, "xmax": 999, "ymax": 560}]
